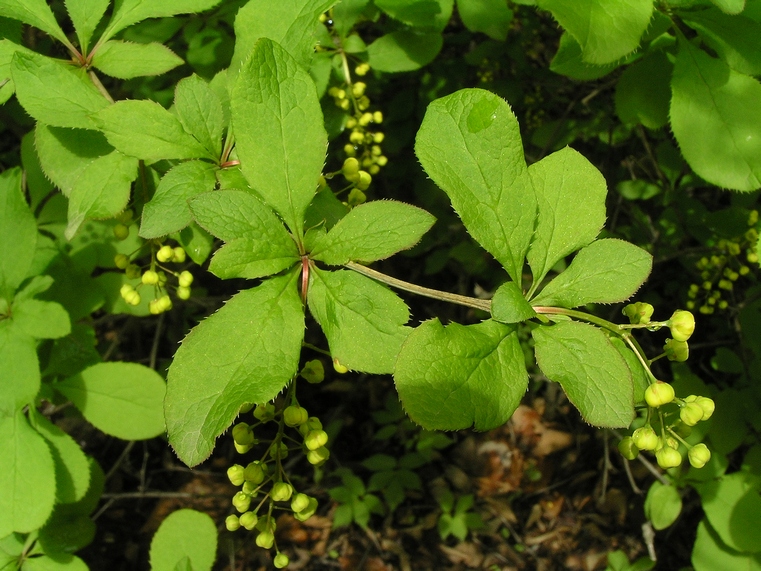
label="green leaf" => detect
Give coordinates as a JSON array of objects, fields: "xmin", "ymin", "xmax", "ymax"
[
  {"xmin": 174, "ymin": 74, "xmax": 224, "ymax": 159},
  {"xmin": 537, "ymin": 0, "xmax": 653, "ymax": 65},
  {"xmin": 531, "ymin": 239, "xmax": 652, "ymax": 308},
  {"xmin": 91, "ymin": 40, "xmax": 183, "ymax": 79},
  {"xmin": 64, "ymin": 0, "xmax": 110, "ymax": 52},
  {"xmin": 692, "ymin": 519, "xmax": 761, "ymax": 571},
  {"xmin": 549, "ymin": 32, "xmax": 618, "ymax": 80},
  {"xmin": 0, "ymin": 321, "xmax": 39, "ymax": 414},
  {"xmin": 333, "ymin": 0, "xmax": 370, "ymax": 37},
  {"xmin": 456, "ymin": 0, "xmax": 513, "ymax": 41},
  {"xmin": 100, "ymin": 0, "xmax": 222, "ymax": 44},
  {"xmin": 11, "ymin": 299, "xmax": 71, "ymax": 339},
  {"xmin": 696, "ymin": 472, "xmax": 761, "ymax": 553},
  {"xmin": 11, "ymin": 51, "xmax": 109, "ymax": 129},
  {"xmin": 92, "ymin": 100, "xmax": 211, "ymax": 161},
  {"xmin": 0, "ymin": 38, "xmax": 36, "ymax": 104},
  {"xmin": 375, "ymin": 0, "xmax": 454, "ymax": 31},
  {"xmin": 0, "ymin": 411, "xmax": 55, "ymax": 537},
  {"xmin": 34, "ymin": 124, "xmax": 113, "ymax": 197},
  {"xmin": 367, "ymin": 30, "xmax": 443, "ymax": 72},
  {"xmin": 230, "ymin": 0, "xmax": 336, "ymax": 74},
  {"xmin": 415, "ymin": 88, "xmax": 536, "ymax": 283},
  {"xmin": 175, "ymin": 222, "xmax": 214, "ymax": 265},
  {"xmin": 533, "ymin": 320, "xmax": 634, "ymax": 427},
  {"xmin": 394, "ymin": 319, "xmax": 528, "ymax": 430},
  {"xmin": 231, "ymin": 38, "xmax": 327, "ymax": 240},
  {"xmin": 165, "ymin": 271, "xmax": 304, "ymax": 466},
  {"xmin": 526, "ymin": 146, "xmax": 607, "ymax": 286},
  {"xmin": 670, "ymin": 38, "xmax": 761, "ymax": 191},
  {"xmin": 0, "ymin": 167, "xmax": 36, "ymax": 295},
  {"xmin": 140, "ymin": 161, "xmax": 218, "ymax": 239},
  {"xmin": 615, "ymin": 51, "xmax": 672, "ymax": 129},
  {"xmin": 491, "ymin": 281, "xmax": 536, "ymax": 323},
  {"xmin": 23, "ymin": 554, "xmax": 89, "ymax": 571},
  {"xmin": 0, "ymin": 0, "xmax": 69, "ymax": 45},
  {"xmin": 30, "ymin": 409, "xmax": 90, "ymax": 504},
  {"xmin": 709, "ymin": 0, "xmax": 746, "ymax": 14},
  {"xmin": 150, "ymin": 509, "xmax": 217, "ymax": 571},
  {"xmin": 56, "ymin": 362, "xmax": 167, "ymax": 440},
  {"xmin": 310, "ymin": 201, "xmax": 435, "ymax": 265},
  {"xmin": 308, "ymin": 268, "xmax": 411, "ymax": 374},
  {"xmin": 683, "ymin": 8, "xmax": 761, "ymax": 76},
  {"xmin": 65, "ymin": 150, "xmax": 139, "ymax": 239},
  {"xmin": 644, "ymin": 481, "xmax": 682, "ymax": 530},
  {"xmin": 189, "ymin": 190, "xmax": 299, "ymax": 279}
]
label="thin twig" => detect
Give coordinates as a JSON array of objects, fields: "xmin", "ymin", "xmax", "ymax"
[{"xmin": 105, "ymin": 441, "xmax": 135, "ymax": 482}]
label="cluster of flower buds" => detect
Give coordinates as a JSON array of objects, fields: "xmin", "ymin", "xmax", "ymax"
[
  {"xmin": 687, "ymin": 209, "xmax": 758, "ymax": 314},
  {"xmin": 115, "ymin": 241, "xmax": 193, "ymax": 314},
  {"xmin": 224, "ymin": 366, "xmax": 327, "ymax": 567},
  {"xmin": 622, "ymin": 305, "xmax": 696, "ymax": 364}
]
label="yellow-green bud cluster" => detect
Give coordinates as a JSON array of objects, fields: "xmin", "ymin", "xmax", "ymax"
[
  {"xmin": 115, "ymin": 241, "xmax": 192, "ymax": 313},
  {"xmin": 112, "ymin": 209, "xmax": 134, "ymax": 241},
  {"xmin": 687, "ymin": 213, "xmax": 758, "ymax": 314}
]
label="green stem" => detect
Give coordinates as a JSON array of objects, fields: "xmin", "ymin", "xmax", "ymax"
[{"xmin": 345, "ymin": 262, "xmax": 491, "ymax": 312}]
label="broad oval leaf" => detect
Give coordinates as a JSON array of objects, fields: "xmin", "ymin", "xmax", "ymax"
[
  {"xmin": 12, "ymin": 299, "xmax": 71, "ymax": 339},
  {"xmin": 615, "ymin": 51, "xmax": 672, "ymax": 129},
  {"xmin": 0, "ymin": 411, "xmax": 56, "ymax": 537},
  {"xmin": 367, "ymin": 30, "xmax": 443, "ymax": 72},
  {"xmin": 310, "ymin": 200, "xmax": 435, "ymax": 265},
  {"xmin": 92, "ymin": 99, "xmax": 211, "ymax": 161},
  {"xmin": 394, "ymin": 319, "xmax": 528, "ymax": 430},
  {"xmin": 56, "ymin": 362, "xmax": 167, "ymax": 440},
  {"xmin": 0, "ymin": 322, "xmax": 39, "ymax": 414},
  {"xmin": 30, "ymin": 409, "xmax": 91, "ymax": 504},
  {"xmin": 533, "ymin": 320, "xmax": 634, "ymax": 427},
  {"xmin": 307, "ymin": 268, "xmax": 411, "ymax": 374},
  {"xmin": 91, "ymin": 40, "xmax": 184, "ymax": 79},
  {"xmin": 683, "ymin": 8, "xmax": 761, "ymax": 76},
  {"xmin": 670, "ymin": 38, "xmax": 761, "ymax": 191},
  {"xmin": 531, "ymin": 239, "xmax": 652, "ymax": 308},
  {"xmin": 527, "ymin": 146, "xmax": 607, "ymax": 287},
  {"xmin": 231, "ymin": 38, "xmax": 327, "ymax": 240},
  {"xmin": 140, "ymin": 161, "xmax": 219, "ymax": 239},
  {"xmin": 491, "ymin": 281, "xmax": 536, "ymax": 323},
  {"xmin": 0, "ymin": 167, "xmax": 36, "ymax": 294},
  {"xmin": 692, "ymin": 519, "xmax": 761, "ymax": 571},
  {"xmin": 149, "ymin": 509, "xmax": 217, "ymax": 571},
  {"xmin": 165, "ymin": 271, "xmax": 304, "ymax": 466},
  {"xmin": 415, "ymin": 88, "xmax": 536, "ymax": 283},
  {"xmin": 11, "ymin": 51, "xmax": 109, "ymax": 129},
  {"xmin": 456, "ymin": 0, "xmax": 513, "ymax": 41},
  {"xmin": 645, "ymin": 481, "xmax": 683, "ymax": 531},
  {"xmin": 537, "ymin": 0, "xmax": 653, "ymax": 65}
]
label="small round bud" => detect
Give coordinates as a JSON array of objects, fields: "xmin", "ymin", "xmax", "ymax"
[
  {"xmin": 113, "ymin": 224, "xmax": 129, "ymax": 240},
  {"xmin": 688, "ymin": 443, "xmax": 711, "ymax": 468},
  {"xmin": 239, "ymin": 511, "xmax": 258, "ymax": 530},
  {"xmin": 356, "ymin": 170, "xmax": 372, "ymax": 190},
  {"xmin": 225, "ymin": 514, "xmax": 241, "ymax": 531},
  {"xmin": 178, "ymin": 271, "xmax": 193, "ymax": 288},
  {"xmin": 343, "ymin": 143, "xmax": 356, "ymax": 157},
  {"xmin": 157, "ymin": 294, "xmax": 172, "ymax": 312},
  {"xmin": 695, "ymin": 396, "xmax": 715, "ymax": 420},
  {"xmin": 668, "ymin": 310, "xmax": 695, "ymax": 342},
  {"xmin": 125, "ymin": 290, "xmax": 142, "ymax": 306},
  {"xmin": 680, "ymin": 402, "xmax": 704, "ymax": 426},
  {"xmin": 142, "ymin": 270, "xmax": 159, "ymax": 285},
  {"xmin": 347, "ymin": 188, "xmax": 366, "ymax": 206},
  {"xmin": 300, "ymin": 360, "xmax": 324, "ymax": 384},
  {"xmin": 645, "ymin": 381, "xmax": 675, "ymax": 408},
  {"xmin": 352, "ymin": 82, "xmax": 366, "ymax": 97},
  {"xmin": 377, "ymin": 155, "xmax": 388, "ymax": 167},
  {"xmin": 293, "ymin": 496, "xmax": 318, "ymax": 521},
  {"xmin": 618, "ymin": 437, "xmax": 639, "ymax": 460},
  {"xmin": 232, "ymin": 423, "xmax": 255, "ymax": 447},
  {"xmin": 284, "ymin": 405, "xmax": 308, "ymax": 427},
  {"xmin": 234, "ymin": 442, "xmax": 253, "ymax": 454},
  {"xmin": 271, "ymin": 482, "xmax": 293, "ymax": 502},
  {"xmin": 291, "ymin": 493, "xmax": 310, "ymax": 513},
  {"xmin": 173, "ymin": 247, "xmax": 186, "ymax": 262},
  {"xmin": 232, "ymin": 491, "xmax": 251, "ymax": 513},
  {"xmin": 664, "ymin": 338, "xmax": 689, "ymax": 362},
  {"xmin": 253, "ymin": 403, "xmax": 276, "ymax": 422},
  {"xmin": 355, "ymin": 62, "xmax": 370, "ymax": 76},
  {"xmin": 359, "ymin": 112, "xmax": 373, "ymax": 126},
  {"xmin": 114, "ymin": 254, "xmax": 130, "ymax": 269},
  {"xmin": 333, "ymin": 358, "xmax": 348, "ymax": 374},
  {"xmin": 342, "ymin": 157, "xmax": 360, "ymax": 183},
  {"xmin": 176, "ymin": 286, "xmax": 191, "ymax": 300},
  {"xmin": 349, "ymin": 130, "xmax": 364, "ymax": 145},
  {"xmin": 632, "ymin": 426, "xmax": 659, "ymax": 451},
  {"xmin": 157, "ymin": 245, "xmax": 175, "ymax": 262},
  {"xmin": 125, "ymin": 264, "xmax": 141, "ymax": 279},
  {"xmin": 305, "ymin": 429, "xmax": 328, "ymax": 451},
  {"xmin": 255, "ymin": 529, "xmax": 274, "ymax": 549},
  {"xmin": 274, "ymin": 553, "xmax": 290, "ymax": 569},
  {"xmin": 120, "ymin": 283, "xmax": 134, "ymax": 297},
  {"xmin": 227, "ymin": 464, "xmax": 245, "ymax": 486},
  {"xmin": 244, "ymin": 462, "xmax": 266, "ymax": 484},
  {"xmin": 655, "ymin": 446, "xmax": 682, "ymax": 469},
  {"xmin": 306, "ymin": 446, "xmax": 330, "ymax": 466},
  {"xmin": 269, "ymin": 441, "xmax": 288, "ymax": 459},
  {"xmin": 622, "ymin": 302, "xmax": 654, "ymax": 324},
  {"xmin": 373, "ymin": 111, "xmax": 383, "ymax": 123}
]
